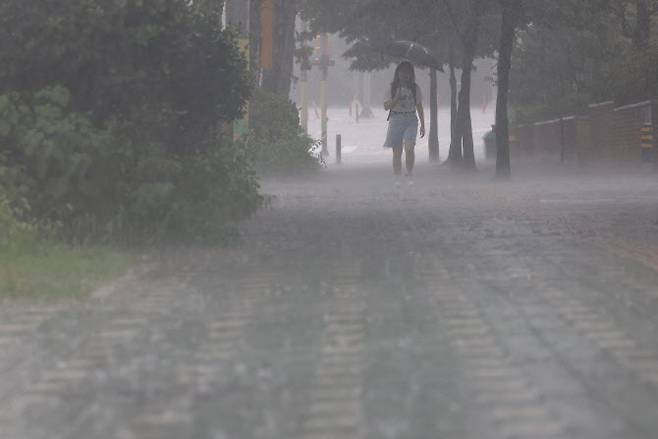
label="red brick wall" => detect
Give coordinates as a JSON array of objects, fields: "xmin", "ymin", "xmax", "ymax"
[
  {"xmin": 575, "ymin": 117, "xmax": 592, "ymax": 164},
  {"xmin": 514, "ymin": 100, "xmax": 656, "ymax": 164},
  {"xmin": 610, "ymin": 102, "xmax": 653, "ymax": 161},
  {"xmin": 515, "ymin": 124, "xmax": 533, "ymax": 156},
  {"xmin": 587, "ymin": 102, "xmax": 615, "ymax": 159},
  {"xmin": 516, "ymin": 117, "xmax": 583, "ymax": 161}
]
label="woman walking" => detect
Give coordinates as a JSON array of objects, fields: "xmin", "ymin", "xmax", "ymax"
[{"xmin": 383, "ymin": 62, "xmax": 425, "ymax": 183}]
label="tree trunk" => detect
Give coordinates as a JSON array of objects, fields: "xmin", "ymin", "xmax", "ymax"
[
  {"xmin": 495, "ymin": 0, "xmax": 522, "ymax": 180},
  {"xmin": 261, "ymin": 0, "xmax": 296, "ymax": 96},
  {"xmin": 447, "ymin": 43, "xmax": 462, "ymax": 165},
  {"xmin": 635, "ymin": 0, "xmax": 651, "ymax": 50},
  {"xmin": 462, "ymin": 85, "xmax": 475, "ymax": 169},
  {"xmin": 460, "ymin": 43, "xmax": 477, "ymax": 170},
  {"xmin": 358, "ymin": 72, "xmax": 364, "ymax": 108},
  {"xmin": 450, "ymin": 60, "xmax": 458, "ymax": 143},
  {"xmin": 429, "ymin": 67, "xmax": 440, "ymax": 161},
  {"xmin": 446, "ymin": 3, "xmax": 483, "ymax": 171},
  {"xmin": 275, "ymin": 0, "xmax": 297, "ymax": 97}
]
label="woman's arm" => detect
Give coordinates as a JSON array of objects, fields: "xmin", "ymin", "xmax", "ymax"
[
  {"xmin": 384, "ymin": 87, "xmax": 399, "ymax": 111},
  {"xmin": 416, "ymin": 101, "xmax": 426, "ymax": 138},
  {"xmin": 384, "ymin": 95, "xmax": 399, "ymax": 111}
]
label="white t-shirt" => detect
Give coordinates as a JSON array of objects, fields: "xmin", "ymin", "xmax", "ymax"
[{"xmin": 386, "ymin": 83, "xmax": 423, "ymax": 113}]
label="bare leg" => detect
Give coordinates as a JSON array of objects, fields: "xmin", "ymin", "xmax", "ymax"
[
  {"xmin": 404, "ymin": 141, "xmax": 416, "ymax": 176},
  {"xmin": 393, "ymin": 146, "xmax": 403, "ymax": 175}
]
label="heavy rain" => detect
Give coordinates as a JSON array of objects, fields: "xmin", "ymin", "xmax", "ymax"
[{"xmin": 1, "ymin": 1, "xmax": 658, "ymax": 438}]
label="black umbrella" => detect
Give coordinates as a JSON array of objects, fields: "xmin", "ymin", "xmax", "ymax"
[
  {"xmin": 386, "ymin": 40, "xmax": 443, "ymax": 71},
  {"xmin": 362, "ymin": 38, "xmax": 444, "ymax": 71}
]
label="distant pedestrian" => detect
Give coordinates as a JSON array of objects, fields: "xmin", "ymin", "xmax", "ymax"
[
  {"xmin": 383, "ymin": 62, "xmax": 425, "ymax": 183},
  {"xmin": 483, "ymin": 124, "xmax": 497, "ymax": 160},
  {"xmin": 349, "ymin": 95, "xmax": 361, "ymax": 122}
]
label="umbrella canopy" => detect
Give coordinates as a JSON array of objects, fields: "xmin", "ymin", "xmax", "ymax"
[
  {"xmin": 362, "ymin": 38, "xmax": 444, "ymax": 71},
  {"xmin": 386, "ymin": 40, "xmax": 443, "ymax": 70}
]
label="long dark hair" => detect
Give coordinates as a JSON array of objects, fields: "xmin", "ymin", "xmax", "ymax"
[{"xmin": 390, "ymin": 61, "xmax": 417, "ymax": 104}]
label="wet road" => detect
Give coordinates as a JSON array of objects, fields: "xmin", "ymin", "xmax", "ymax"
[{"xmin": 2, "ymin": 160, "xmax": 658, "ymax": 439}]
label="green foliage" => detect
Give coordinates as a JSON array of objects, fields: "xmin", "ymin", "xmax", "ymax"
[
  {"xmin": 0, "ymin": 1, "xmax": 262, "ymax": 245},
  {"xmin": 1, "ymin": 149, "xmax": 135, "ymax": 301},
  {"xmin": 511, "ymin": 2, "xmax": 658, "ymax": 122},
  {"xmin": 0, "ymin": 0, "xmax": 250, "ymax": 149},
  {"xmin": 0, "ymin": 187, "xmax": 38, "ymax": 254},
  {"xmin": 246, "ymin": 90, "xmax": 320, "ymax": 175},
  {"xmin": 119, "ymin": 148, "xmax": 263, "ymax": 244},
  {"xmin": 0, "ymin": 87, "xmax": 263, "ymax": 244},
  {"xmin": 0, "ymin": 86, "xmax": 116, "ymax": 223},
  {"xmin": 608, "ymin": 39, "xmax": 658, "ymax": 104},
  {"xmin": 299, "ymin": 0, "xmax": 499, "ymax": 71}
]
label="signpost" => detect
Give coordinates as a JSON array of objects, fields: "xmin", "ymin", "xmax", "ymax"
[
  {"xmin": 299, "ymin": 23, "xmax": 312, "ymax": 133},
  {"xmin": 300, "ymin": 64, "xmax": 310, "ymax": 133},
  {"xmin": 313, "ymin": 34, "xmax": 335, "ymax": 157},
  {"xmin": 641, "ymin": 123, "xmax": 654, "ymax": 163}
]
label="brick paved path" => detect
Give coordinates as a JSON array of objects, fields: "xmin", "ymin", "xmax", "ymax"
[{"xmin": 2, "ymin": 162, "xmax": 658, "ymax": 439}]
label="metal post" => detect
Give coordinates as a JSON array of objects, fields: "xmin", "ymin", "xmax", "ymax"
[
  {"xmin": 320, "ymin": 33, "xmax": 329, "ymax": 157},
  {"xmin": 364, "ymin": 72, "xmax": 371, "ymax": 113},
  {"xmin": 560, "ymin": 117, "xmax": 565, "ymax": 163},
  {"xmin": 300, "ymin": 70, "xmax": 308, "ymax": 132},
  {"xmin": 429, "ymin": 67, "xmax": 439, "ymax": 161},
  {"xmin": 312, "ymin": 33, "xmax": 334, "ymax": 156},
  {"xmin": 336, "ymin": 134, "xmax": 342, "ymax": 164},
  {"xmin": 299, "ymin": 23, "xmax": 311, "ymax": 133}
]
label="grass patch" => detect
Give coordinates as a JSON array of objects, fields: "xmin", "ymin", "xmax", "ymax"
[{"xmin": 0, "ymin": 244, "xmax": 136, "ymax": 301}]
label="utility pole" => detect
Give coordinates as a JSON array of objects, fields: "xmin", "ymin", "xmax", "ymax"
[
  {"xmin": 225, "ymin": 0, "xmax": 250, "ymax": 53},
  {"xmin": 314, "ymin": 33, "xmax": 334, "ymax": 157},
  {"xmin": 428, "ymin": 68, "xmax": 439, "ymax": 161},
  {"xmin": 299, "ymin": 60, "xmax": 310, "ymax": 133},
  {"xmin": 225, "ymin": 0, "xmax": 251, "ymax": 140},
  {"xmin": 299, "ymin": 23, "xmax": 311, "ymax": 133},
  {"xmin": 260, "ymin": 0, "xmax": 275, "ymax": 88}
]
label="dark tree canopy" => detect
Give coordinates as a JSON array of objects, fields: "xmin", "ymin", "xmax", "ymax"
[{"xmin": 0, "ymin": 0, "xmax": 250, "ymax": 150}]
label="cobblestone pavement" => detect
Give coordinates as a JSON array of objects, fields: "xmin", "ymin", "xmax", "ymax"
[{"xmin": 2, "ymin": 161, "xmax": 658, "ymax": 439}]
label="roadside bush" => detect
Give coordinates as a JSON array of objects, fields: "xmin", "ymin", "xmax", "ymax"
[
  {"xmin": 0, "ymin": 87, "xmax": 116, "ymax": 224},
  {"xmin": 0, "ymin": 1, "xmax": 262, "ymax": 245},
  {"xmin": 0, "ymin": 189, "xmax": 37, "ymax": 253},
  {"xmin": 115, "ymin": 147, "xmax": 262, "ymax": 245},
  {"xmin": 0, "ymin": 86, "xmax": 262, "ymax": 245},
  {"xmin": 0, "ymin": 151, "xmax": 42, "ymax": 254},
  {"xmin": 246, "ymin": 90, "xmax": 320, "ymax": 175}
]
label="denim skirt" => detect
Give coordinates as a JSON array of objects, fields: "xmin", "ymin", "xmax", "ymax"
[{"xmin": 383, "ymin": 112, "xmax": 418, "ymax": 148}]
